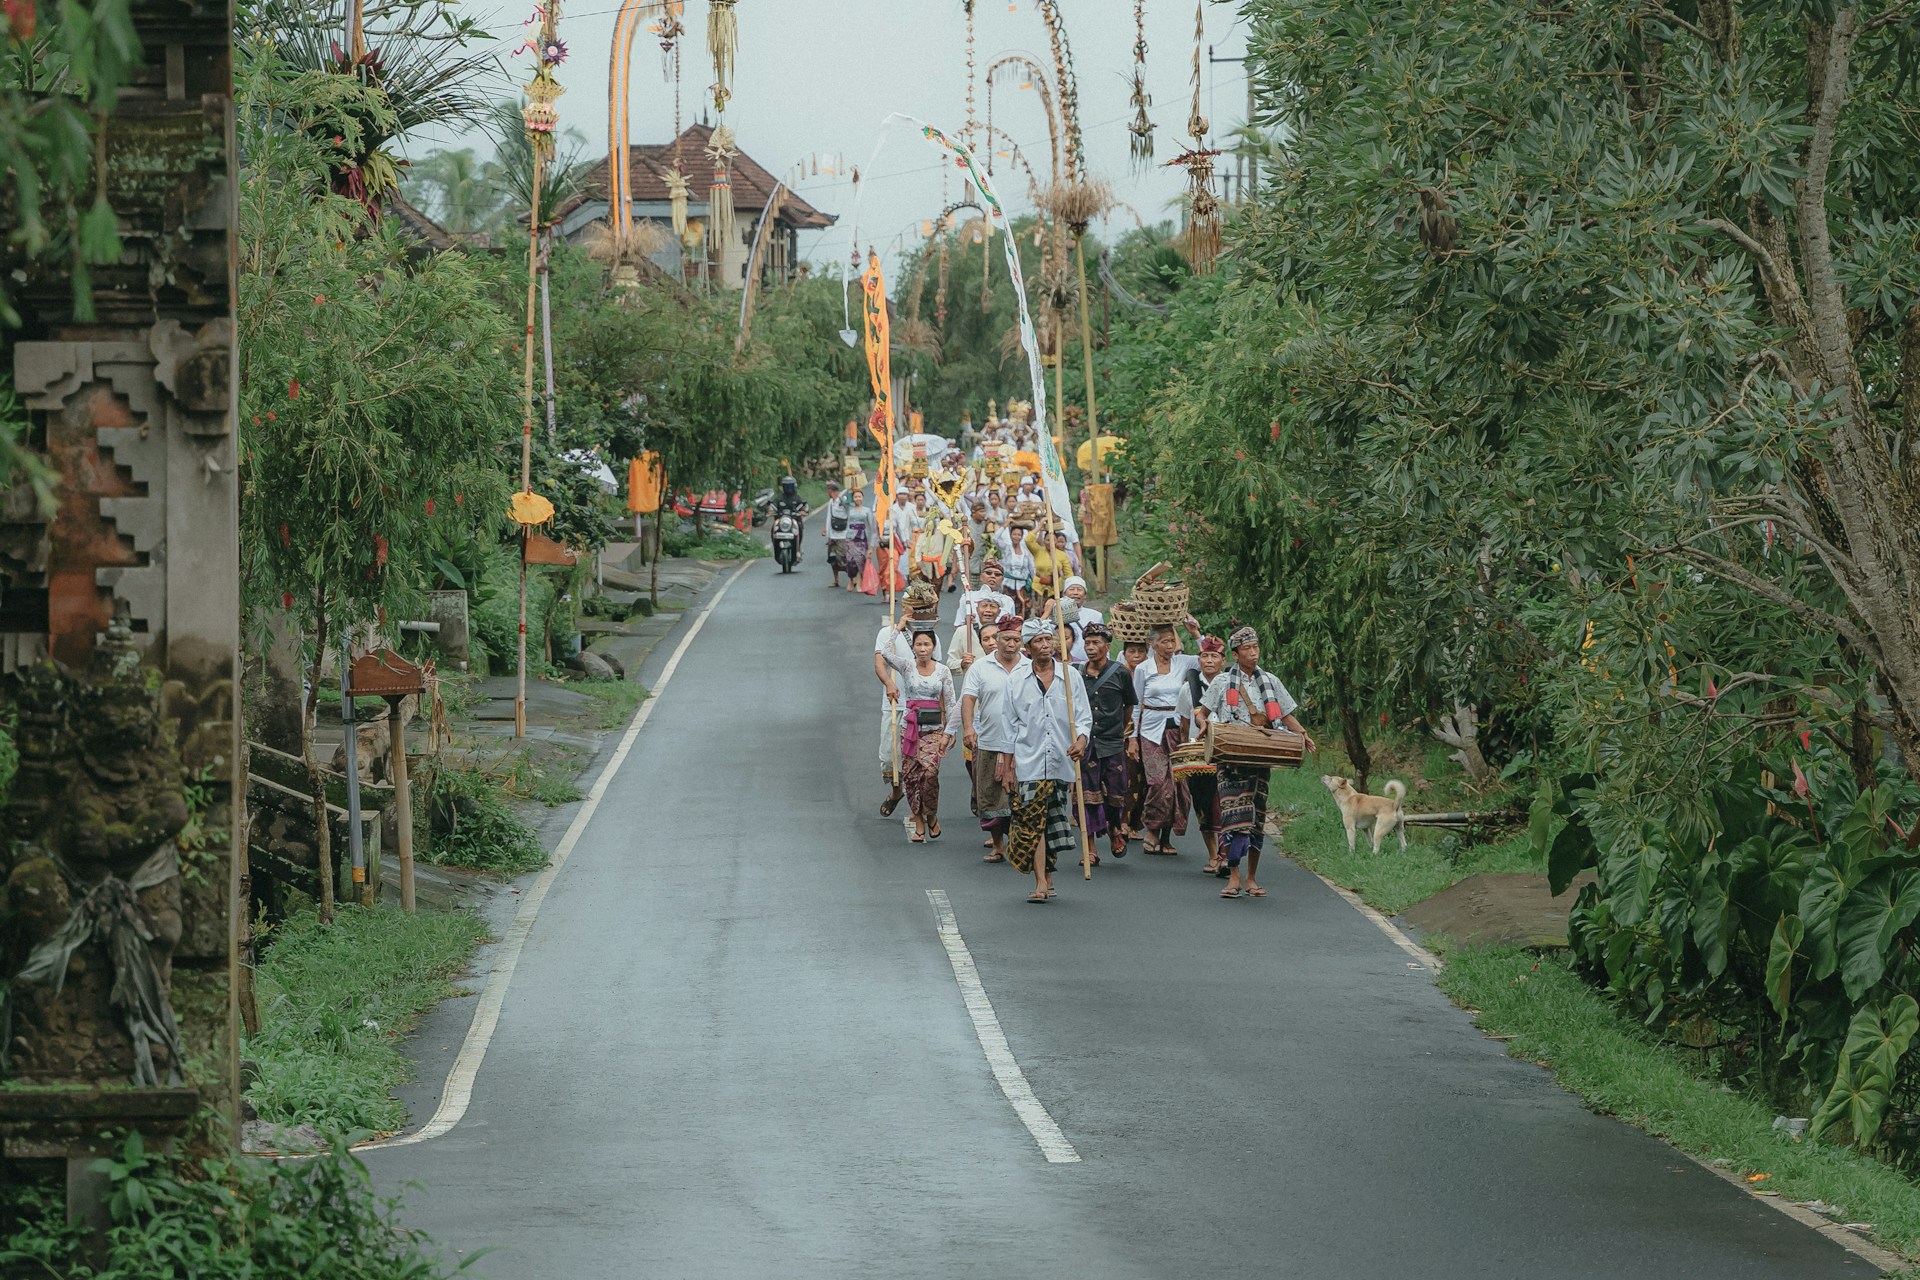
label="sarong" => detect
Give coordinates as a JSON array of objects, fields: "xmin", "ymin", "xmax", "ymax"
[
  {"xmin": 1217, "ymin": 764, "xmax": 1270, "ymax": 866},
  {"xmin": 826, "ymin": 537, "xmax": 849, "ymax": 572},
  {"xmin": 974, "ymin": 748, "xmax": 1013, "ymax": 830},
  {"xmin": 1187, "ymin": 767, "xmax": 1219, "ymax": 832},
  {"xmin": 1140, "ymin": 725, "xmax": 1190, "ymax": 836},
  {"xmin": 1079, "ymin": 751, "xmax": 1129, "ymax": 840},
  {"xmin": 1126, "ymin": 747, "xmax": 1147, "ymax": 832},
  {"xmin": 843, "ymin": 528, "xmax": 870, "ymax": 579},
  {"xmin": 901, "ymin": 733, "xmax": 946, "ymax": 825},
  {"xmin": 1010, "ymin": 779, "xmax": 1074, "ymax": 875}
]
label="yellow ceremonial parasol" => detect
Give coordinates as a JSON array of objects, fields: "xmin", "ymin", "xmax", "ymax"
[
  {"xmin": 1011, "ymin": 449, "xmax": 1043, "ymax": 476},
  {"xmin": 1076, "ymin": 435, "xmax": 1127, "ymax": 473}
]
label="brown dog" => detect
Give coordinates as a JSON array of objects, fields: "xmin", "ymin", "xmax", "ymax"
[{"xmin": 1321, "ymin": 775, "xmax": 1407, "ymax": 854}]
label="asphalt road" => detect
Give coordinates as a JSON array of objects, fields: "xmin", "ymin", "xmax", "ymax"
[{"xmin": 369, "ymin": 552, "xmax": 1878, "ymax": 1279}]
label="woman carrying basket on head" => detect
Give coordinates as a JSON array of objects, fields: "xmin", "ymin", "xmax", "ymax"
[
  {"xmin": 1130, "ymin": 616, "xmax": 1205, "ymax": 855},
  {"xmin": 881, "ymin": 619, "xmax": 958, "ymax": 844},
  {"xmin": 1194, "ymin": 626, "xmax": 1316, "ymax": 899}
]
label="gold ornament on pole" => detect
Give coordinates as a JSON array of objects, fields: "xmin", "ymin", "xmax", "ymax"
[
  {"xmin": 1128, "ymin": 1, "xmax": 1154, "ymax": 169},
  {"xmin": 704, "ymin": 123, "xmax": 738, "ymax": 275},
  {"xmin": 707, "ymin": 0, "xmax": 738, "ymax": 112},
  {"xmin": 1169, "ymin": 0, "xmax": 1220, "ymax": 273}
]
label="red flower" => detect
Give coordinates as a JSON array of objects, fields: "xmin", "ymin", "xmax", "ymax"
[
  {"xmin": 425, "ymin": 498, "xmax": 435, "ymax": 516},
  {"xmin": 266, "ymin": 411, "xmax": 276, "ymax": 421},
  {"xmin": 1791, "ymin": 757, "xmax": 1810, "ymax": 799},
  {"xmin": 374, "ymin": 534, "xmax": 389, "ymax": 567},
  {"xmin": 1799, "ymin": 727, "xmax": 1812, "ymax": 751},
  {"xmin": 288, "ymin": 378, "xmax": 300, "ymax": 399},
  {"xmin": 2, "ymin": 0, "xmax": 35, "ymax": 40},
  {"xmin": 455, "ymin": 492, "xmax": 465, "ymax": 507},
  {"xmin": 282, "ymin": 592, "xmax": 294, "ymax": 609},
  {"xmin": 1270, "ymin": 421, "xmax": 1281, "ymax": 441},
  {"xmin": 251, "ymin": 415, "xmax": 261, "ymax": 426},
  {"xmin": 278, "ymin": 523, "xmax": 290, "ymax": 546}
]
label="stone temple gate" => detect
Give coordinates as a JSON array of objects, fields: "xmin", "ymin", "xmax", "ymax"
[{"xmin": 0, "ymin": 0, "xmax": 239, "ymax": 1223}]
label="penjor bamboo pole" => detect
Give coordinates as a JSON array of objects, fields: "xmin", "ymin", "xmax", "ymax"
[
  {"xmin": 1074, "ymin": 234, "xmax": 1104, "ymax": 591},
  {"xmin": 517, "ymin": 147, "xmax": 545, "ymax": 740}
]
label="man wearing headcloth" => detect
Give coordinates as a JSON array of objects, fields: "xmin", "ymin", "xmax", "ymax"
[
  {"xmin": 1076, "ymin": 621, "xmax": 1137, "ymax": 862},
  {"xmin": 1195, "ymin": 625, "xmax": 1315, "ymax": 899},
  {"xmin": 1061, "ymin": 576, "xmax": 1103, "ymax": 663},
  {"xmin": 1176, "ymin": 634, "xmax": 1231, "ymax": 875},
  {"xmin": 961, "ymin": 611, "xmax": 1029, "ymax": 863},
  {"xmin": 1002, "ymin": 617, "xmax": 1090, "ymax": 902},
  {"xmin": 962, "ymin": 560, "xmax": 1016, "ymax": 627}
]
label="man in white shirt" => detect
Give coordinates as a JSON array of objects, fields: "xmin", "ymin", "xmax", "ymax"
[
  {"xmin": 1060, "ymin": 575, "xmax": 1103, "ymax": 662},
  {"xmin": 961, "ymin": 615, "xmax": 1029, "ymax": 863},
  {"xmin": 959, "ymin": 560, "xmax": 1016, "ymax": 628},
  {"xmin": 875, "ymin": 609, "xmax": 942, "ymax": 817},
  {"xmin": 947, "ymin": 595, "xmax": 1003, "ymax": 680},
  {"xmin": 1003, "ymin": 617, "xmax": 1090, "ymax": 902}
]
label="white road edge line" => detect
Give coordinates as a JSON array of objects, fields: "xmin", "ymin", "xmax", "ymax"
[
  {"xmin": 925, "ymin": 889, "xmax": 1082, "ymax": 1165},
  {"xmin": 1302, "ymin": 868, "xmax": 1442, "ymax": 971},
  {"xmin": 1302, "ymin": 865, "xmax": 1904, "ymax": 1273},
  {"xmin": 365, "ymin": 560, "xmax": 753, "ymax": 1152}
]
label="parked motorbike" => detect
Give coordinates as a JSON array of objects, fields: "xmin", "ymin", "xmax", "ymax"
[{"xmin": 771, "ymin": 512, "xmax": 800, "ymax": 573}]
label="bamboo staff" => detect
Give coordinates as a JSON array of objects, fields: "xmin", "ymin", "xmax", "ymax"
[
  {"xmin": 1074, "ymin": 234, "xmax": 1103, "ymax": 589},
  {"xmin": 1032, "ymin": 480, "xmax": 1094, "ymax": 879}
]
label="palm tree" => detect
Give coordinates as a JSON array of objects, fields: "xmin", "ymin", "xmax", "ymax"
[{"xmin": 404, "ymin": 147, "xmax": 502, "ymax": 232}]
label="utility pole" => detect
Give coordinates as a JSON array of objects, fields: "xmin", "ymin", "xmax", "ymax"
[{"xmin": 1209, "ymin": 46, "xmax": 1252, "ymax": 202}]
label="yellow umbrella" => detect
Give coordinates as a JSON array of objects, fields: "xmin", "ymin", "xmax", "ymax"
[{"xmin": 1076, "ymin": 435, "xmax": 1127, "ymax": 473}]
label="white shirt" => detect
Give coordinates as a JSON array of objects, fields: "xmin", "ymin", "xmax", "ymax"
[
  {"xmin": 876, "ymin": 624, "xmax": 942, "ymax": 712},
  {"xmin": 959, "ymin": 587, "xmax": 1016, "ymax": 626},
  {"xmin": 1005, "ymin": 662, "xmax": 1092, "ymax": 784},
  {"xmin": 1134, "ymin": 652, "xmax": 1201, "ymax": 742},
  {"xmin": 1065, "ymin": 605, "xmax": 1103, "ymax": 663},
  {"xmin": 946, "ymin": 623, "xmax": 993, "ymax": 677},
  {"xmin": 961, "ymin": 652, "xmax": 1030, "ymax": 753},
  {"xmin": 885, "ymin": 503, "xmax": 921, "ymax": 549}
]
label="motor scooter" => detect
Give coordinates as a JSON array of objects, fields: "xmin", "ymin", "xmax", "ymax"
[{"xmin": 771, "ymin": 511, "xmax": 800, "ymax": 573}]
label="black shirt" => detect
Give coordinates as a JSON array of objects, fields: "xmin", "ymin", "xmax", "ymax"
[{"xmin": 1078, "ymin": 657, "xmax": 1139, "ymax": 759}]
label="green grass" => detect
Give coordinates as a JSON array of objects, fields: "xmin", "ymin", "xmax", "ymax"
[
  {"xmin": 245, "ymin": 903, "xmax": 489, "ymax": 1135},
  {"xmin": 1268, "ymin": 765, "xmax": 1538, "ymax": 914},
  {"xmin": 425, "ymin": 765, "xmax": 550, "ymax": 875},
  {"xmin": 571, "ymin": 675, "xmax": 650, "ymax": 729},
  {"xmin": 1440, "ymin": 947, "xmax": 1920, "ymax": 1261}
]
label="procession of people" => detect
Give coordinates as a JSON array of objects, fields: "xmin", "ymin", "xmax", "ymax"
[{"xmin": 841, "ymin": 405, "xmax": 1316, "ymax": 904}]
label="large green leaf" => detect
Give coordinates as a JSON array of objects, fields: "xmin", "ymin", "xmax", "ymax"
[
  {"xmin": 1689, "ymin": 856, "xmax": 1736, "ymax": 979},
  {"xmin": 1798, "ymin": 864, "xmax": 1848, "ymax": 982},
  {"xmin": 1765, "ymin": 914, "xmax": 1804, "ymax": 1024},
  {"xmin": 1547, "ymin": 819, "xmax": 1594, "ymax": 898},
  {"xmin": 1836, "ymin": 868, "xmax": 1920, "ymax": 1001},
  {"xmin": 1810, "ymin": 996, "xmax": 1920, "ymax": 1146}
]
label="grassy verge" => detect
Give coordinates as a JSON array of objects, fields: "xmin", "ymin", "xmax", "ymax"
[
  {"xmin": 426, "ymin": 764, "xmax": 550, "ymax": 875},
  {"xmin": 1268, "ymin": 763, "xmax": 1536, "ymax": 914},
  {"xmin": 246, "ymin": 903, "xmax": 489, "ymax": 1134},
  {"xmin": 1440, "ymin": 947, "xmax": 1920, "ymax": 1261},
  {"xmin": 572, "ymin": 675, "xmax": 650, "ymax": 729}
]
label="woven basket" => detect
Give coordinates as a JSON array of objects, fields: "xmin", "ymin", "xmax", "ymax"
[
  {"xmin": 1108, "ymin": 602, "xmax": 1151, "ymax": 645},
  {"xmin": 1129, "ymin": 561, "xmax": 1190, "ymax": 626}
]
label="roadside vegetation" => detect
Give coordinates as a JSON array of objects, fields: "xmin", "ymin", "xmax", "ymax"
[{"xmin": 246, "ymin": 904, "xmax": 490, "ymax": 1135}]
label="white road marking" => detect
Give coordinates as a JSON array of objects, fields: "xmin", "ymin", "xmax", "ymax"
[
  {"xmin": 368, "ymin": 560, "xmax": 753, "ymax": 1151},
  {"xmin": 925, "ymin": 889, "xmax": 1082, "ymax": 1164},
  {"xmin": 1301, "ymin": 870, "xmax": 1443, "ymax": 971}
]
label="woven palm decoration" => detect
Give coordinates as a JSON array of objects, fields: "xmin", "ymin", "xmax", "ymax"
[
  {"xmin": 1128, "ymin": 1, "xmax": 1154, "ymax": 170},
  {"xmin": 705, "ymin": 124, "xmax": 738, "ymax": 265},
  {"xmin": 707, "ymin": 0, "xmax": 737, "ymax": 113}
]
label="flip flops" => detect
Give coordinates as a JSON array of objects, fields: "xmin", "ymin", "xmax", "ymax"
[{"xmin": 1220, "ymin": 886, "xmax": 1243, "ymax": 898}]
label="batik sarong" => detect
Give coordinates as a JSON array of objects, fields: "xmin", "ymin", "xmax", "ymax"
[
  {"xmin": 1010, "ymin": 779, "xmax": 1074, "ymax": 875},
  {"xmin": 974, "ymin": 748, "xmax": 1013, "ymax": 833},
  {"xmin": 1216, "ymin": 764, "xmax": 1270, "ymax": 867},
  {"xmin": 899, "ymin": 698, "xmax": 945, "ymax": 825},
  {"xmin": 1079, "ymin": 752, "xmax": 1129, "ymax": 841},
  {"xmin": 1140, "ymin": 725, "xmax": 1190, "ymax": 836}
]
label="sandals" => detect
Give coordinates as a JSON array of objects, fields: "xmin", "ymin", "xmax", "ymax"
[
  {"xmin": 1246, "ymin": 885, "xmax": 1267, "ymax": 897},
  {"xmin": 983, "ymin": 852, "xmax": 1006, "ymax": 863},
  {"xmin": 880, "ymin": 792, "xmax": 902, "ymax": 818},
  {"xmin": 1026, "ymin": 892, "xmax": 1049, "ymax": 904},
  {"xmin": 927, "ymin": 823, "xmax": 942, "ymax": 840},
  {"xmin": 1220, "ymin": 886, "xmax": 1243, "ymax": 898}
]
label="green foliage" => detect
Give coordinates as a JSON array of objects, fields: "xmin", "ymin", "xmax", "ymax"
[
  {"xmin": 426, "ymin": 765, "xmax": 547, "ymax": 875},
  {"xmin": 0, "ymin": 0, "xmax": 141, "ymax": 326},
  {"xmin": 0, "ymin": 1129, "xmax": 476, "ymax": 1277},
  {"xmin": 237, "ymin": 32, "xmax": 516, "ymax": 646},
  {"xmin": 570, "ymin": 677, "xmax": 649, "ymax": 731},
  {"xmin": 246, "ymin": 903, "xmax": 489, "ymax": 1133}
]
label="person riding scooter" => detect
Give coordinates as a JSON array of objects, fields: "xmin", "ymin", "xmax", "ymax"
[{"xmin": 773, "ymin": 476, "xmax": 808, "ymax": 563}]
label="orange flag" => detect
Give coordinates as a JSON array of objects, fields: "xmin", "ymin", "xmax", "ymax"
[{"xmin": 626, "ymin": 451, "xmax": 664, "ymax": 514}]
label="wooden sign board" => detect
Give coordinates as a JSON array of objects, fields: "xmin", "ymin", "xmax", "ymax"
[
  {"xmin": 524, "ymin": 532, "xmax": 580, "ymax": 566},
  {"xmin": 348, "ymin": 648, "xmax": 425, "ymax": 697}
]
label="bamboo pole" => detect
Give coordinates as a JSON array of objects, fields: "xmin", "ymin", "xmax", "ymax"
[
  {"xmin": 1074, "ymin": 235, "xmax": 1104, "ymax": 592},
  {"xmin": 1034, "ymin": 473, "xmax": 1093, "ymax": 880},
  {"xmin": 517, "ymin": 147, "xmax": 544, "ymax": 740}
]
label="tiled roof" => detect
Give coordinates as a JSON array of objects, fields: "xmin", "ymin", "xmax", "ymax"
[{"xmin": 565, "ymin": 123, "xmax": 836, "ymax": 230}]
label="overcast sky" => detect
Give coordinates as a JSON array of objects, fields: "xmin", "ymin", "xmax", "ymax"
[{"xmin": 400, "ymin": 0, "xmax": 1251, "ymax": 275}]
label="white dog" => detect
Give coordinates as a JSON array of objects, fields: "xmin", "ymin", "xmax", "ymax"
[{"xmin": 1321, "ymin": 775, "xmax": 1408, "ymax": 854}]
